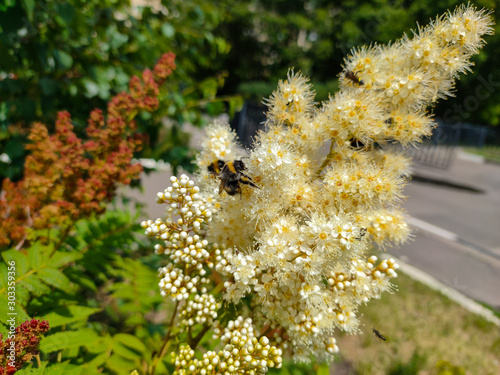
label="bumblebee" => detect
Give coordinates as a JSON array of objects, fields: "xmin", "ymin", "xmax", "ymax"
[
  {"xmin": 208, "ymin": 159, "xmax": 258, "ymax": 196},
  {"xmin": 344, "ymin": 70, "xmax": 364, "ymax": 86}
]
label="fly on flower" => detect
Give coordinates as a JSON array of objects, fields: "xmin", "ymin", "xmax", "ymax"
[
  {"xmin": 344, "ymin": 70, "xmax": 364, "ymax": 86},
  {"xmin": 208, "ymin": 159, "xmax": 259, "ymax": 196}
]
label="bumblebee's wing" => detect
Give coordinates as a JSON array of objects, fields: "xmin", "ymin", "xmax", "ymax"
[
  {"xmin": 218, "ymin": 179, "xmax": 225, "ymax": 194},
  {"xmin": 239, "ymin": 174, "xmax": 259, "ymax": 188}
]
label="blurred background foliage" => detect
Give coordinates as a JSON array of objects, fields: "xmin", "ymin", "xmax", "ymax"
[
  {"xmin": 0, "ymin": 0, "xmax": 242, "ymax": 181},
  {"xmin": 1, "ymin": 0, "xmax": 500, "ymax": 182}
]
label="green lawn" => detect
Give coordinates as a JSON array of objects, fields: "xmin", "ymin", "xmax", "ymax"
[
  {"xmin": 333, "ymin": 271, "xmax": 500, "ymax": 375},
  {"xmin": 463, "ymin": 146, "xmax": 500, "ymax": 164}
]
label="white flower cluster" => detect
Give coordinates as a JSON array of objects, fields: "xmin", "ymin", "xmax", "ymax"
[
  {"xmin": 213, "ymin": 317, "xmax": 282, "ymax": 373},
  {"xmin": 141, "ymin": 175, "xmax": 216, "ymax": 301},
  {"xmin": 180, "ymin": 293, "xmax": 221, "ymax": 327},
  {"xmin": 192, "ymin": 4, "xmax": 493, "ymax": 363},
  {"xmin": 172, "ymin": 317, "xmax": 282, "ymax": 375},
  {"xmin": 340, "ymin": 4, "xmax": 493, "ymax": 146},
  {"xmin": 157, "ymin": 263, "xmax": 208, "ymax": 301}
]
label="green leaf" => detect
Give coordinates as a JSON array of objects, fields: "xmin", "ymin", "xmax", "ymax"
[
  {"xmin": 113, "ymin": 333, "xmax": 147, "ymax": 354},
  {"xmin": 112, "ymin": 341, "xmax": 141, "ymax": 360},
  {"xmin": 1, "ymin": 249, "xmax": 29, "ymax": 275},
  {"xmin": 316, "ymin": 363, "xmax": 330, "ymax": 375},
  {"xmin": 106, "ymin": 353, "xmax": 138, "ymax": 374},
  {"xmin": 82, "ymin": 79, "xmax": 99, "ymax": 98},
  {"xmin": 58, "ymin": 3, "xmax": 75, "ymax": 24},
  {"xmin": 21, "ymin": 0, "xmax": 35, "ymax": 21},
  {"xmin": 54, "ymin": 49, "xmax": 74, "ymax": 70},
  {"xmin": 161, "ymin": 23, "xmax": 175, "ymax": 38},
  {"xmin": 0, "ymin": 295, "xmax": 29, "ymax": 331},
  {"xmin": 84, "ymin": 352, "xmax": 107, "ymax": 369},
  {"xmin": 37, "ymin": 268, "xmax": 71, "ymax": 290},
  {"xmin": 17, "ymin": 361, "xmax": 48, "ymax": 374},
  {"xmin": 40, "ymin": 77, "xmax": 58, "ymax": 96},
  {"xmin": 199, "ymin": 77, "xmax": 218, "ymax": 98},
  {"xmin": 22, "ymin": 274, "xmax": 51, "ymax": 297},
  {"xmin": 27, "ymin": 242, "xmax": 46, "ymax": 268},
  {"xmin": 48, "ymin": 251, "xmax": 81, "ymax": 268},
  {"xmin": 16, "ymin": 282, "xmax": 30, "ymax": 308},
  {"xmin": 40, "ymin": 329, "xmax": 100, "ymax": 353},
  {"xmin": 109, "ymin": 31, "xmax": 128, "ymax": 49},
  {"xmin": 43, "ymin": 305, "xmax": 101, "ymax": 328},
  {"xmin": 38, "ymin": 361, "xmax": 70, "ymax": 375},
  {"xmin": 0, "ymin": 295, "xmax": 12, "ymax": 326},
  {"xmin": 228, "ymin": 96, "xmax": 244, "ymax": 118},
  {"xmin": 0, "ymin": 262, "xmax": 10, "ymax": 290}
]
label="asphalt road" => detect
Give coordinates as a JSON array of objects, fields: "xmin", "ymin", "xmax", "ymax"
[{"xmin": 396, "ymin": 152, "xmax": 500, "ymax": 309}]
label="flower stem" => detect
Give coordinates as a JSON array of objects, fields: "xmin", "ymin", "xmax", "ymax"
[{"xmin": 149, "ymin": 300, "xmax": 180, "ymax": 375}]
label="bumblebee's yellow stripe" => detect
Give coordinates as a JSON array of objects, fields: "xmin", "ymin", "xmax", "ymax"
[
  {"xmin": 226, "ymin": 161, "xmax": 237, "ymax": 173},
  {"xmin": 210, "ymin": 161, "xmax": 222, "ymax": 174}
]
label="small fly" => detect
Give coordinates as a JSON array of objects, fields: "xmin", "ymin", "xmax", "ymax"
[
  {"xmin": 372, "ymin": 328, "xmax": 386, "ymax": 341},
  {"xmin": 344, "ymin": 70, "xmax": 364, "ymax": 86}
]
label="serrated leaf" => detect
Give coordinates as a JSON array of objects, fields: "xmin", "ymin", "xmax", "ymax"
[
  {"xmin": 38, "ymin": 361, "xmax": 70, "ymax": 375},
  {"xmin": 37, "ymin": 268, "xmax": 71, "ymax": 290},
  {"xmin": 114, "ymin": 333, "xmax": 147, "ymax": 354},
  {"xmin": 1, "ymin": 249, "xmax": 29, "ymax": 275},
  {"xmin": 21, "ymin": 274, "xmax": 51, "ymax": 297},
  {"xmin": 0, "ymin": 295, "xmax": 10, "ymax": 321},
  {"xmin": 16, "ymin": 283, "xmax": 30, "ymax": 307},
  {"xmin": 85, "ymin": 352, "xmax": 107, "ymax": 369},
  {"xmin": 43, "ymin": 305, "xmax": 101, "ymax": 328},
  {"xmin": 106, "ymin": 353, "xmax": 137, "ymax": 374},
  {"xmin": 63, "ymin": 345, "xmax": 80, "ymax": 359},
  {"xmin": 0, "ymin": 262, "xmax": 11, "ymax": 290},
  {"xmin": 27, "ymin": 242, "xmax": 48, "ymax": 268},
  {"xmin": 70, "ymin": 273, "xmax": 97, "ymax": 291},
  {"xmin": 112, "ymin": 341, "xmax": 142, "ymax": 360},
  {"xmin": 85, "ymin": 334, "xmax": 112, "ymax": 355},
  {"xmin": 40, "ymin": 329, "xmax": 100, "ymax": 353},
  {"xmin": 16, "ymin": 360, "xmax": 48, "ymax": 374},
  {"xmin": 0, "ymin": 300, "xmax": 29, "ymax": 331},
  {"xmin": 47, "ymin": 251, "xmax": 81, "ymax": 268}
]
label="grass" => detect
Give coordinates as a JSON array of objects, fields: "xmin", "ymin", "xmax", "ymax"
[
  {"xmin": 333, "ymin": 271, "xmax": 500, "ymax": 375},
  {"xmin": 463, "ymin": 146, "xmax": 500, "ymax": 163}
]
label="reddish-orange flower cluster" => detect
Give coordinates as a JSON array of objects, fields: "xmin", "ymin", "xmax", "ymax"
[
  {"xmin": 0, "ymin": 53, "xmax": 176, "ymax": 248},
  {"xmin": 0, "ymin": 319, "xmax": 50, "ymax": 374}
]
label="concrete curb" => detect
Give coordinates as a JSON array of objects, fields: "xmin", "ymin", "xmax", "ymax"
[
  {"xmin": 381, "ymin": 253, "xmax": 500, "ymax": 327},
  {"xmin": 456, "ymin": 149, "xmax": 500, "ymax": 166},
  {"xmin": 456, "ymin": 150, "xmax": 485, "ymax": 163}
]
